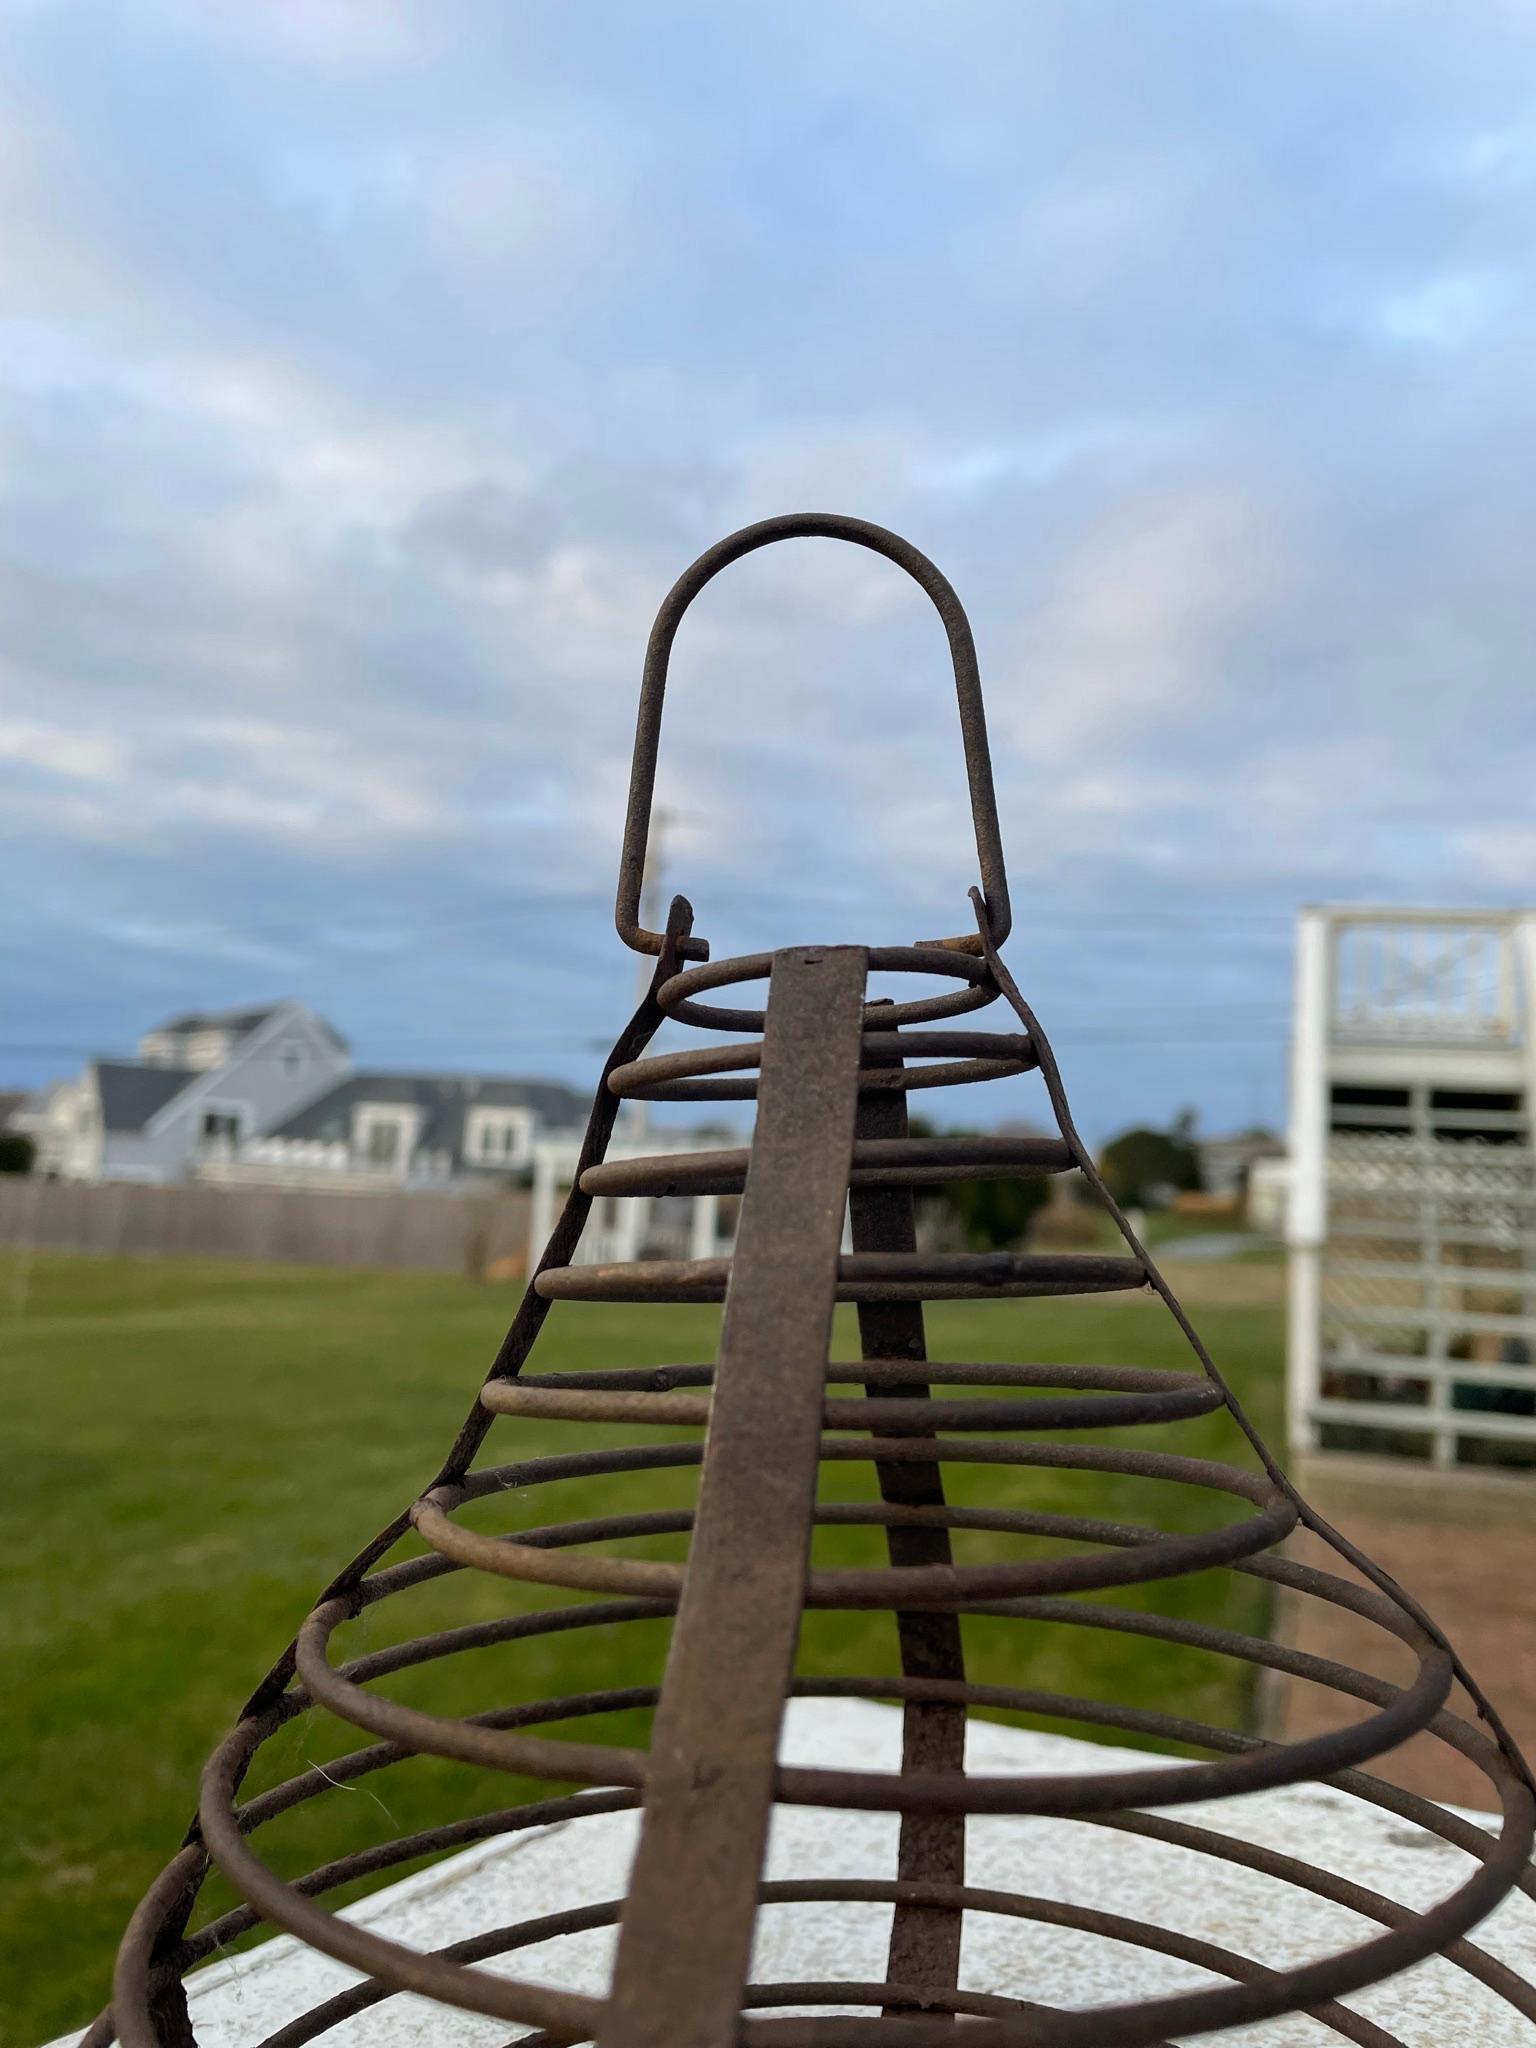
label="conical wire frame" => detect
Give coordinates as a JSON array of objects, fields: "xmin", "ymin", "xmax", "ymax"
[{"xmin": 96, "ymin": 516, "xmax": 1535, "ymax": 2048}]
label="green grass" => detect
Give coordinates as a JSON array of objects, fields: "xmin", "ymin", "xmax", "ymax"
[{"xmin": 1, "ymin": 1251, "xmax": 1283, "ymax": 2046}]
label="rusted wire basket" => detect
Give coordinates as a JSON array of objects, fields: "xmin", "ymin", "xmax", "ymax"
[{"xmin": 95, "ymin": 516, "xmax": 1535, "ymax": 2047}]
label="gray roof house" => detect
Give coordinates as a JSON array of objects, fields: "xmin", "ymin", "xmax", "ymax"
[
  {"xmin": 17, "ymin": 999, "xmax": 589, "ymax": 1193},
  {"xmin": 19, "ymin": 1002, "xmax": 353, "ymax": 1184}
]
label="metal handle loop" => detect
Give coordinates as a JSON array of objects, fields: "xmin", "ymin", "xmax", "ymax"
[{"xmin": 615, "ymin": 512, "xmax": 1012, "ymax": 959}]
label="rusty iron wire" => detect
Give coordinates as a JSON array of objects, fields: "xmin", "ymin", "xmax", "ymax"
[{"xmin": 92, "ymin": 515, "xmax": 1535, "ymax": 2047}]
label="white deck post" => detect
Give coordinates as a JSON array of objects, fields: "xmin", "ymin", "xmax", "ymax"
[
  {"xmin": 1517, "ymin": 915, "xmax": 1536, "ymax": 1130},
  {"xmin": 528, "ymin": 1142, "xmax": 561, "ymax": 1270},
  {"xmin": 688, "ymin": 1189, "xmax": 719, "ymax": 1261},
  {"xmin": 1286, "ymin": 908, "xmax": 1331, "ymax": 1459},
  {"xmin": 1520, "ymin": 918, "xmax": 1536, "ymax": 1322}
]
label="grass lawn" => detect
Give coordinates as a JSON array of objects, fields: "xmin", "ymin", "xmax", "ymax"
[{"xmin": 2, "ymin": 1249, "xmax": 1283, "ymax": 2047}]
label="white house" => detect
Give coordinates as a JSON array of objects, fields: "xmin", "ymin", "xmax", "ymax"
[
  {"xmin": 14, "ymin": 1001, "xmax": 739, "ymax": 1267},
  {"xmin": 15, "ymin": 1002, "xmax": 591, "ymax": 1195},
  {"xmin": 18, "ymin": 1003, "xmax": 350, "ymax": 1184}
]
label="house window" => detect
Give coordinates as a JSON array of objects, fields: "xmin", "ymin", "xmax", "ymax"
[
  {"xmin": 201, "ymin": 1111, "xmax": 242, "ymax": 1144},
  {"xmin": 280, "ymin": 1043, "xmax": 306, "ymax": 1076},
  {"xmin": 364, "ymin": 1119, "xmax": 403, "ymax": 1167},
  {"xmin": 352, "ymin": 1105, "xmax": 417, "ymax": 1174},
  {"xmin": 466, "ymin": 1107, "xmax": 532, "ymax": 1169}
]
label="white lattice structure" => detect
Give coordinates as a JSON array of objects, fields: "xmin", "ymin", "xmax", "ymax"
[{"xmin": 1287, "ymin": 906, "xmax": 1536, "ymax": 1469}]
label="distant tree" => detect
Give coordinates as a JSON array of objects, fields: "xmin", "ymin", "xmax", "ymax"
[
  {"xmin": 942, "ymin": 1170, "xmax": 1051, "ymax": 1252},
  {"xmin": 1098, "ymin": 1120, "xmax": 1202, "ymax": 1209},
  {"xmin": 907, "ymin": 1116, "xmax": 1051, "ymax": 1250},
  {"xmin": 0, "ymin": 1131, "xmax": 35, "ymax": 1175}
]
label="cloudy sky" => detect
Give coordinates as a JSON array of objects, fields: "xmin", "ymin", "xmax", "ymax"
[{"xmin": 4, "ymin": 0, "xmax": 1534, "ymax": 1138}]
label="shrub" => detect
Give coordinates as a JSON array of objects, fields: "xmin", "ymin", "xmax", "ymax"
[{"xmin": 1098, "ymin": 1118, "xmax": 1202, "ymax": 1209}]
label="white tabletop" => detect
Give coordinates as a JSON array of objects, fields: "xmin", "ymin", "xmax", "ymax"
[{"xmin": 53, "ymin": 1696, "xmax": 1536, "ymax": 2047}]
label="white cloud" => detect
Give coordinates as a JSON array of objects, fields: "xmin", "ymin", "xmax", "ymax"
[
  {"xmin": 996, "ymin": 493, "xmax": 1263, "ymax": 763},
  {"xmin": 1375, "ymin": 269, "xmax": 1520, "ymax": 351},
  {"xmin": 150, "ymin": 0, "xmax": 440, "ymax": 69},
  {"xmin": 1051, "ymin": 771, "xmax": 1193, "ymax": 818},
  {"xmin": 184, "ymin": 719, "xmax": 440, "ymax": 837},
  {"xmin": 1450, "ymin": 826, "xmax": 1536, "ymax": 890},
  {"xmin": 158, "ymin": 783, "xmax": 329, "ymax": 838},
  {"xmin": 480, "ymin": 545, "xmax": 665, "ymax": 681},
  {"xmin": 0, "ymin": 717, "xmax": 128, "ymax": 784}
]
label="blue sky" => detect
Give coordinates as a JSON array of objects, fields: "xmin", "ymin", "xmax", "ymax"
[{"xmin": 3, "ymin": 0, "xmax": 1534, "ymax": 1139}]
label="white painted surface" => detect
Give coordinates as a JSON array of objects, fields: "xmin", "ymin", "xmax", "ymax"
[
  {"xmin": 51, "ymin": 1699, "xmax": 1536, "ymax": 2046},
  {"xmin": 1286, "ymin": 908, "xmax": 1330, "ymax": 1253},
  {"xmin": 1520, "ymin": 914, "xmax": 1536, "ymax": 1158},
  {"xmin": 1283, "ymin": 908, "xmax": 1328, "ymax": 1454}
]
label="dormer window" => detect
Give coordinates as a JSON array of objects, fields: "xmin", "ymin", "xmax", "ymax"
[
  {"xmin": 465, "ymin": 1106, "xmax": 533, "ymax": 1170},
  {"xmin": 352, "ymin": 1104, "xmax": 419, "ymax": 1175},
  {"xmin": 363, "ymin": 1117, "xmax": 403, "ymax": 1167},
  {"xmin": 198, "ymin": 1107, "xmax": 245, "ymax": 1156}
]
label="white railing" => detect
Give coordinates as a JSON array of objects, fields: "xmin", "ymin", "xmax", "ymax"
[{"xmin": 1328, "ymin": 908, "xmax": 1529, "ymax": 1045}]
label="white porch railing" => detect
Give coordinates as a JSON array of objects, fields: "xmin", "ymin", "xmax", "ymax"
[{"xmin": 1329, "ymin": 908, "xmax": 1529, "ymax": 1045}]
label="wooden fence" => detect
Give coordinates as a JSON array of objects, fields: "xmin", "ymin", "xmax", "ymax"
[{"xmin": 0, "ymin": 1176, "xmax": 531, "ymax": 1277}]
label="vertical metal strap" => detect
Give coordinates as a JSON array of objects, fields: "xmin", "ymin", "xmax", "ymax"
[
  {"xmin": 600, "ymin": 945, "xmax": 868, "ymax": 2048},
  {"xmin": 849, "ymin": 1022, "xmax": 967, "ymax": 2002}
]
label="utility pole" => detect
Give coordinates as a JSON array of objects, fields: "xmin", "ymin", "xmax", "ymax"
[
  {"xmin": 637, "ymin": 806, "xmax": 676, "ymax": 1006},
  {"xmin": 629, "ymin": 807, "xmax": 676, "ymax": 1140}
]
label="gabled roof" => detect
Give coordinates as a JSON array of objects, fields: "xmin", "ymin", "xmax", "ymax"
[
  {"xmin": 149, "ymin": 1003, "xmax": 281, "ymax": 1037},
  {"xmin": 92, "ymin": 1060, "xmax": 202, "ymax": 1133},
  {"xmin": 146, "ymin": 1002, "xmax": 349, "ymax": 1052},
  {"xmin": 267, "ymin": 1073, "xmax": 588, "ymax": 1156}
]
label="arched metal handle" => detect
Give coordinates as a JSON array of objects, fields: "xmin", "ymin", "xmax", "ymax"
[{"xmin": 615, "ymin": 512, "xmax": 1012, "ymax": 959}]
